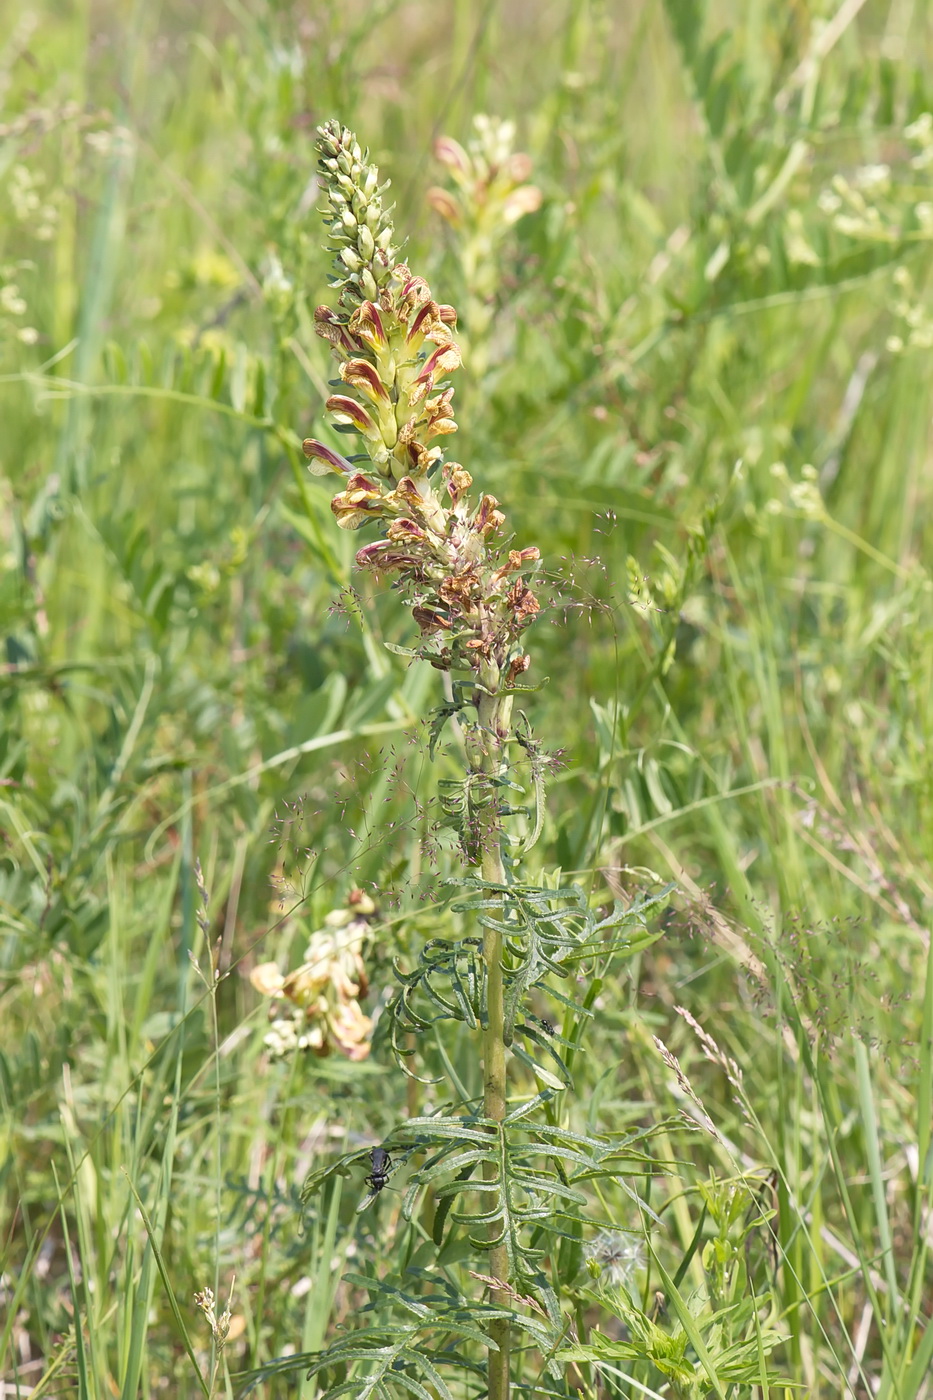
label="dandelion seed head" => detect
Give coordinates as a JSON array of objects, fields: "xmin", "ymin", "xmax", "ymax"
[{"xmin": 584, "ymin": 1229, "xmax": 644, "ymax": 1289}]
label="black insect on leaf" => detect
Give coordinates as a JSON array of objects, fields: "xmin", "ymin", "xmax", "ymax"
[
  {"xmin": 366, "ymin": 1145, "xmax": 393, "ymax": 1194},
  {"xmin": 357, "ymin": 1146, "xmax": 404, "ymax": 1210}
]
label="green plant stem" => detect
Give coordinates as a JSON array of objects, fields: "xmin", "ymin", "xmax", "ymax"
[{"xmin": 475, "ymin": 670, "xmax": 511, "ymax": 1400}]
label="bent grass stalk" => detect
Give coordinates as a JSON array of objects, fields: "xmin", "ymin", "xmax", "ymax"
[{"xmin": 302, "ymin": 120, "xmax": 542, "ymax": 1400}]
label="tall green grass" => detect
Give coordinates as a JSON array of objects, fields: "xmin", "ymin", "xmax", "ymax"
[{"xmin": 2, "ymin": 0, "xmax": 932, "ymax": 1395}]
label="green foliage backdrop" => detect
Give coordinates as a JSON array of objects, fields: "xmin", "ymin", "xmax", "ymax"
[{"xmin": 2, "ymin": 1, "xmax": 932, "ymax": 1396}]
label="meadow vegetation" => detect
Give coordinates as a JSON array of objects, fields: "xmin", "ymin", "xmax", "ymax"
[{"xmin": 1, "ymin": 2, "xmax": 932, "ymax": 1397}]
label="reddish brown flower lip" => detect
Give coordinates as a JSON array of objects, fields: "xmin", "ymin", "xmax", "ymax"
[
  {"xmin": 302, "ymin": 439, "xmax": 353, "ymax": 475},
  {"xmin": 325, "ymin": 395, "xmax": 377, "ymax": 433},
  {"xmin": 341, "ymin": 358, "xmax": 390, "ymax": 402},
  {"xmin": 351, "ymin": 301, "xmax": 387, "ymax": 348},
  {"xmin": 407, "ymin": 300, "xmax": 440, "ymax": 344}
]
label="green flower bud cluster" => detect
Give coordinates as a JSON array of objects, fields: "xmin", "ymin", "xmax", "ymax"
[{"xmin": 316, "ymin": 120, "xmax": 398, "ymax": 307}]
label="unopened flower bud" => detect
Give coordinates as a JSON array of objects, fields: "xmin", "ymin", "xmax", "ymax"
[{"xmin": 358, "ymin": 224, "xmax": 375, "ymax": 260}]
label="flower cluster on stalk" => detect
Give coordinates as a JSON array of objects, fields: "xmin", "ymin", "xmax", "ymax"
[
  {"xmin": 250, "ymin": 889, "xmax": 376, "ymax": 1060},
  {"xmin": 427, "ymin": 114, "xmax": 543, "ymax": 246},
  {"xmin": 303, "ymin": 121, "xmax": 540, "ymax": 691}
]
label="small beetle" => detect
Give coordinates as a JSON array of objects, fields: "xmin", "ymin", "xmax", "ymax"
[{"xmin": 366, "ymin": 1146, "xmax": 393, "ymax": 1194}]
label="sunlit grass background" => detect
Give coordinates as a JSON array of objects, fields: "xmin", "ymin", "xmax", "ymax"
[{"xmin": 2, "ymin": 0, "xmax": 933, "ymax": 1395}]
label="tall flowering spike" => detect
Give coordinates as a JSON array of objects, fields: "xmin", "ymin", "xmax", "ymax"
[
  {"xmin": 306, "ymin": 123, "xmax": 464, "ymax": 492},
  {"xmin": 303, "ymin": 121, "xmax": 541, "ymax": 694}
]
